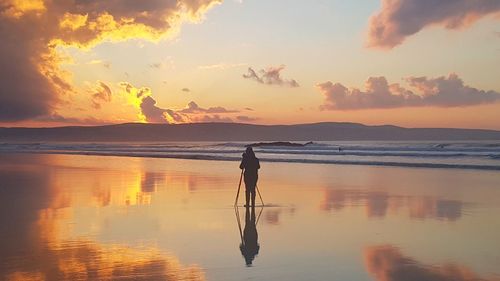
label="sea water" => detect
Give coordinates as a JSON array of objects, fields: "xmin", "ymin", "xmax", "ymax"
[{"xmin": 1, "ymin": 141, "xmax": 500, "ymax": 170}]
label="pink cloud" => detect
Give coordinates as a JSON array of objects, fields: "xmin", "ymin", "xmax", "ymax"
[
  {"xmin": 367, "ymin": 0, "xmax": 500, "ymax": 49},
  {"xmin": 236, "ymin": 115, "xmax": 258, "ymax": 122},
  {"xmin": 178, "ymin": 101, "xmax": 238, "ymax": 114},
  {"xmin": 192, "ymin": 114, "xmax": 233, "ymax": 123},
  {"xmin": 318, "ymin": 73, "xmax": 500, "ymax": 110},
  {"xmin": 243, "ymin": 65, "xmax": 299, "ymax": 88},
  {"xmin": 365, "ymin": 245, "xmax": 500, "ymax": 281}
]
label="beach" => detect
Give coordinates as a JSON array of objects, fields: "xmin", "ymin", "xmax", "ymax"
[{"xmin": 1, "ymin": 153, "xmax": 500, "ymax": 281}]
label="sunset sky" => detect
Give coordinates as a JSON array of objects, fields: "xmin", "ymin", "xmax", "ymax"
[{"xmin": 1, "ymin": 0, "xmax": 499, "ymax": 129}]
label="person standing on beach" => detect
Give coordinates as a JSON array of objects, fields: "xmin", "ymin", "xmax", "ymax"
[{"xmin": 239, "ymin": 147, "xmax": 260, "ymax": 208}]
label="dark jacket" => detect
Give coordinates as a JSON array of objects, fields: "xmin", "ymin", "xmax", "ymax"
[{"xmin": 240, "ymin": 154, "xmax": 260, "ymax": 180}]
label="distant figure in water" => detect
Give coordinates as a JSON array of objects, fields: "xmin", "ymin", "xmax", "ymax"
[
  {"xmin": 240, "ymin": 147, "xmax": 260, "ymax": 208},
  {"xmin": 240, "ymin": 206, "xmax": 259, "ymax": 266}
]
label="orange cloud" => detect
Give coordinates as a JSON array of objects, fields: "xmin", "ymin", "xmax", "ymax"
[
  {"xmin": 1, "ymin": 0, "xmax": 46, "ymax": 19},
  {"xmin": 0, "ymin": 0, "xmax": 222, "ymax": 122},
  {"xmin": 120, "ymin": 82, "xmax": 238, "ymax": 124}
]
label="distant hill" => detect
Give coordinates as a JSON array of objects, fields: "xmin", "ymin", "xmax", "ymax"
[{"xmin": 1, "ymin": 122, "xmax": 500, "ymax": 141}]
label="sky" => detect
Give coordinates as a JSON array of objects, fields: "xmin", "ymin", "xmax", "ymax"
[{"xmin": 0, "ymin": 0, "xmax": 499, "ymax": 129}]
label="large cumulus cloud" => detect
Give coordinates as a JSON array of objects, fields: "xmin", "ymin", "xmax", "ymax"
[
  {"xmin": 0, "ymin": 0, "xmax": 221, "ymax": 121},
  {"xmin": 367, "ymin": 0, "xmax": 500, "ymax": 49},
  {"xmin": 318, "ymin": 73, "xmax": 500, "ymax": 110}
]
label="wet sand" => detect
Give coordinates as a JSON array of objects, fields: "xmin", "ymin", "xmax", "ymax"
[{"xmin": 1, "ymin": 153, "xmax": 499, "ymax": 281}]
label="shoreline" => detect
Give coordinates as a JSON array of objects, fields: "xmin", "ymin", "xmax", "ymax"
[{"xmin": 2, "ymin": 150, "xmax": 499, "ymax": 171}]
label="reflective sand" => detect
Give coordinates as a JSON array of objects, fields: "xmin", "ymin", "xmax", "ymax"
[{"xmin": 0, "ymin": 153, "xmax": 499, "ymax": 281}]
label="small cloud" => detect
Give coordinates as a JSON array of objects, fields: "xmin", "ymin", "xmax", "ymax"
[
  {"xmin": 137, "ymin": 41, "xmax": 146, "ymax": 48},
  {"xmin": 181, "ymin": 88, "xmax": 191, "ymax": 92},
  {"xmin": 87, "ymin": 60, "xmax": 111, "ymax": 68},
  {"xmin": 194, "ymin": 114, "xmax": 233, "ymax": 123},
  {"xmin": 87, "ymin": 60, "xmax": 102, "ymax": 65},
  {"xmin": 198, "ymin": 62, "xmax": 247, "ymax": 70},
  {"xmin": 318, "ymin": 73, "xmax": 500, "ymax": 110},
  {"xmin": 236, "ymin": 115, "xmax": 258, "ymax": 122},
  {"xmin": 120, "ymin": 83, "xmax": 175, "ymax": 123},
  {"xmin": 178, "ymin": 101, "xmax": 238, "ymax": 114},
  {"xmin": 164, "ymin": 109, "xmax": 185, "ymax": 123},
  {"xmin": 149, "ymin": 63, "xmax": 163, "ymax": 69},
  {"xmin": 140, "ymin": 96, "xmax": 169, "ymax": 123},
  {"xmin": 243, "ymin": 65, "xmax": 299, "ymax": 87},
  {"xmin": 149, "ymin": 58, "xmax": 175, "ymax": 70},
  {"xmin": 91, "ymin": 81, "xmax": 112, "ymax": 109}
]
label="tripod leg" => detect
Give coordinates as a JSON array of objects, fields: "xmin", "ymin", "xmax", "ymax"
[
  {"xmin": 256, "ymin": 185, "xmax": 264, "ymax": 206},
  {"xmin": 234, "ymin": 169, "xmax": 244, "ymax": 207}
]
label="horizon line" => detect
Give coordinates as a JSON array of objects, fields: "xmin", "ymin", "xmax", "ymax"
[{"xmin": 1, "ymin": 121, "xmax": 500, "ymax": 132}]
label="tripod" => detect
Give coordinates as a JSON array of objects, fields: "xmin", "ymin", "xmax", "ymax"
[{"xmin": 234, "ymin": 169, "xmax": 264, "ymax": 207}]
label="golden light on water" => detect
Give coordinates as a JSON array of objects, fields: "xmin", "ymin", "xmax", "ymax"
[{"xmin": 1, "ymin": 152, "xmax": 500, "ymax": 280}]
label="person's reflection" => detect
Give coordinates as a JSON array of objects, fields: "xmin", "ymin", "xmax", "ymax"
[{"xmin": 239, "ymin": 206, "xmax": 260, "ymax": 266}]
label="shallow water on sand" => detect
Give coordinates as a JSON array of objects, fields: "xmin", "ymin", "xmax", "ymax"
[{"xmin": 1, "ymin": 153, "xmax": 499, "ymax": 281}]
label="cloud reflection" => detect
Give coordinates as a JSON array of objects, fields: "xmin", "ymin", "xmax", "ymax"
[
  {"xmin": 2, "ymin": 239, "xmax": 206, "ymax": 281},
  {"xmin": 264, "ymin": 209, "xmax": 282, "ymax": 225},
  {"xmin": 364, "ymin": 245, "xmax": 500, "ymax": 281},
  {"xmin": 321, "ymin": 189, "xmax": 464, "ymax": 221},
  {"xmin": 0, "ymin": 160, "xmax": 206, "ymax": 281},
  {"xmin": 141, "ymin": 172, "xmax": 165, "ymax": 193}
]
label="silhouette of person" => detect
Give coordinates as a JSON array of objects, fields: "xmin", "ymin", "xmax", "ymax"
[
  {"xmin": 240, "ymin": 206, "xmax": 259, "ymax": 266},
  {"xmin": 239, "ymin": 147, "xmax": 260, "ymax": 208}
]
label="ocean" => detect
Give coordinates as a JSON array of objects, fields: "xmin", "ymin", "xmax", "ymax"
[{"xmin": 1, "ymin": 141, "xmax": 500, "ymax": 170}]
